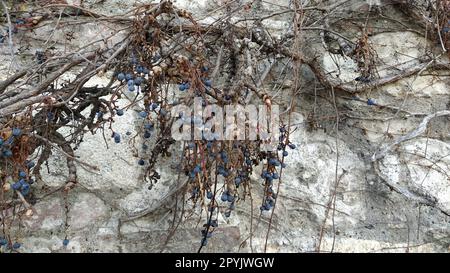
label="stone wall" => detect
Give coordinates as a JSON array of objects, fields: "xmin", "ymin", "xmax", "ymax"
[{"xmin": 0, "ymin": 0, "xmax": 449, "ymax": 253}]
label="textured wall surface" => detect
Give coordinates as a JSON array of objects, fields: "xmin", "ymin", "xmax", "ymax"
[{"xmin": 1, "ymin": 0, "xmax": 449, "ymax": 253}]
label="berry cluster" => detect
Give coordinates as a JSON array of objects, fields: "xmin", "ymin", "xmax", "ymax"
[
  {"xmin": 8, "ymin": 161, "xmax": 35, "ymax": 197},
  {"xmin": 0, "ymin": 128, "xmax": 22, "ymax": 158},
  {"xmin": 111, "ymin": 57, "xmax": 164, "ymax": 167},
  {"xmin": 117, "ymin": 70, "xmax": 148, "ymax": 93},
  {"xmin": 259, "ymin": 127, "xmax": 295, "ymax": 212},
  {"xmin": 182, "ymin": 134, "xmax": 294, "ymax": 251}
]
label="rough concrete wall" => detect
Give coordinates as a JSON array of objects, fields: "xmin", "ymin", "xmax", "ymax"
[{"xmin": 0, "ymin": 0, "xmax": 449, "ymax": 253}]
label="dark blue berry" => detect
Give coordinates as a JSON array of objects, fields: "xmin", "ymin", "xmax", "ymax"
[
  {"xmin": 209, "ymin": 219, "xmax": 218, "ymax": 227},
  {"xmin": 113, "ymin": 133, "xmax": 121, "ymax": 143},
  {"xmin": 204, "ymin": 79, "xmax": 212, "ymax": 87},
  {"xmin": 12, "ymin": 242, "xmax": 21, "ymax": 249},
  {"xmin": 5, "ymin": 137, "xmax": 14, "ymax": 145},
  {"xmin": 143, "ymin": 131, "xmax": 151, "ymax": 139},
  {"xmin": 221, "ymin": 193, "xmax": 228, "ymax": 202},
  {"xmin": 135, "ymin": 77, "xmax": 143, "ymax": 86},
  {"xmin": 227, "ymin": 194, "xmax": 235, "ymax": 203},
  {"xmin": 116, "ymin": 109, "xmax": 124, "ymax": 116},
  {"xmin": 144, "ymin": 122, "xmax": 154, "ymax": 130},
  {"xmin": 12, "ymin": 128, "xmax": 21, "ymax": 137},
  {"xmin": 193, "ymin": 165, "xmax": 201, "ymax": 174},
  {"xmin": 261, "ymin": 170, "xmax": 268, "ymax": 179},
  {"xmin": 139, "ymin": 111, "xmax": 148, "ymax": 118},
  {"xmin": 355, "ymin": 76, "xmax": 370, "ymax": 82},
  {"xmin": 283, "ymin": 151, "xmax": 288, "ymax": 157},
  {"xmin": 117, "ymin": 73, "xmax": 125, "ymax": 81},
  {"xmin": 63, "ymin": 239, "xmax": 70, "ymax": 246},
  {"xmin": 206, "ymin": 191, "xmax": 213, "ymax": 199},
  {"xmin": 3, "ymin": 149, "xmax": 13, "ymax": 157},
  {"xmin": 235, "ymin": 177, "xmax": 241, "ymax": 185},
  {"xmin": 367, "ymin": 98, "xmax": 376, "ymax": 106},
  {"xmin": 12, "ymin": 182, "xmax": 21, "ymax": 190},
  {"xmin": 19, "ymin": 170, "xmax": 26, "ymax": 178},
  {"xmin": 288, "ymin": 143, "xmax": 296, "ymax": 149},
  {"xmin": 26, "ymin": 161, "xmax": 35, "ymax": 169},
  {"xmin": 128, "ymin": 85, "xmax": 135, "ymax": 92},
  {"xmin": 21, "ymin": 187, "xmax": 30, "ymax": 196},
  {"xmin": 125, "ymin": 74, "xmax": 133, "ymax": 81},
  {"xmin": 138, "ymin": 159, "xmax": 145, "ymax": 166},
  {"xmin": 269, "ymin": 158, "xmax": 280, "ymax": 166},
  {"xmin": 144, "ymin": 122, "xmax": 154, "ymax": 131},
  {"xmin": 179, "ymin": 83, "xmax": 187, "ymax": 91}
]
